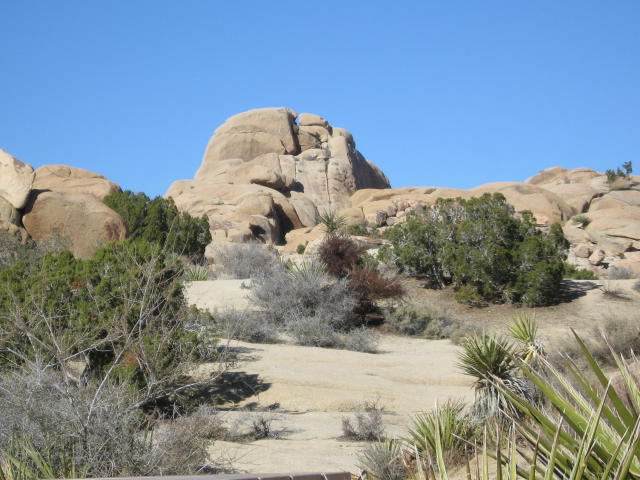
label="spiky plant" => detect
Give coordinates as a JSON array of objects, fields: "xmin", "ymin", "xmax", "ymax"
[
  {"xmin": 182, "ymin": 263, "xmax": 210, "ymax": 282},
  {"xmin": 407, "ymin": 330, "xmax": 640, "ymax": 480},
  {"xmin": 509, "ymin": 312, "xmax": 545, "ymax": 366},
  {"xmin": 406, "ymin": 400, "xmax": 471, "ymax": 465},
  {"xmin": 357, "ymin": 439, "xmax": 406, "ymax": 480},
  {"xmin": 317, "ymin": 210, "xmax": 347, "ymax": 235},
  {"xmin": 458, "ymin": 333, "xmax": 536, "ymax": 424},
  {"xmin": 288, "ymin": 259, "xmax": 328, "ymax": 281}
]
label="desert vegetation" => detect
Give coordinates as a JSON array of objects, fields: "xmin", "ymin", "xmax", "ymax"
[
  {"xmin": 381, "ymin": 193, "xmax": 568, "ymax": 306},
  {"xmin": 0, "ymin": 204, "xmax": 231, "ymax": 477},
  {"xmin": 358, "ymin": 314, "xmax": 640, "ymax": 480},
  {"xmin": 103, "ymin": 190, "xmax": 211, "ymax": 260}
]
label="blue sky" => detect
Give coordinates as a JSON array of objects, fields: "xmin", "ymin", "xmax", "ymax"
[{"xmin": 2, "ymin": 1, "xmax": 638, "ymax": 197}]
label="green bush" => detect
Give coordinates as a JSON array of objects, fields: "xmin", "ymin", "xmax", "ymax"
[
  {"xmin": 0, "ymin": 239, "xmax": 216, "ymax": 404},
  {"xmin": 103, "ymin": 190, "xmax": 211, "ymax": 260},
  {"xmin": 605, "ymin": 161, "xmax": 633, "ymax": 187},
  {"xmin": 573, "ymin": 214, "xmax": 591, "ymax": 227},
  {"xmin": 563, "ymin": 262, "xmax": 598, "ymax": 280},
  {"xmin": 384, "ymin": 194, "xmax": 567, "ymax": 306}
]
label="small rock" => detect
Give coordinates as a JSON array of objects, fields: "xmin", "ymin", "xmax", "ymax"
[{"xmin": 589, "ymin": 249, "xmax": 606, "ymax": 266}]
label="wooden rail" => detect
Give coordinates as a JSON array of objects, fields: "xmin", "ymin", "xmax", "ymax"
[{"xmin": 90, "ymin": 473, "xmax": 352, "ymax": 480}]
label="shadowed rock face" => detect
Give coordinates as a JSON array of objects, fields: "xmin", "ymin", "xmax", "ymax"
[{"xmin": 167, "ymin": 107, "xmax": 390, "ymax": 255}]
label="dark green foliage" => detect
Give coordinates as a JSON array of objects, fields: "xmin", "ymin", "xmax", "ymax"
[
  {"xmin": 605, "ymin": 161, "xmax": 633, "ymax": 186},
  {"xmin": 347, "ymin": 222, "xmax": 380, "ymax": 238},
  {"xmin": 384, "ymin": 193, "xmax": 567, "ymax": 306},
  {"xmin": 0, "ymin": 239, "xmax": 214, "ymax": 399},
  {"xmin": 103, "ymin": 190, "xmax": 211, "ymax": 259},
  {"xmin": 564, "ymin": 262, "xmax": 598, "ymax": 280}
]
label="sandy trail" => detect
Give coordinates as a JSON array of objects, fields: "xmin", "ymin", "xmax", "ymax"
[
  {"xmin": 191, "ymin": 278, "xmax": 639, "ymax": 474},
  {"xmin": 207, "ymin": 336, "xmax": 473, "ymax": 474}
]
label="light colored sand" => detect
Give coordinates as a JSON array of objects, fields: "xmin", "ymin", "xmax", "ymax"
[
  {"xmin": 185, "ymin": 279, "xmax": 253, "ymax": 312},
  {"xmin": 207, "ymin": 336, "xmax": 473, "ymax": 474},
  {"xmin": 197, "ymin": 278, "xmax": 639, "ymax": 474}
]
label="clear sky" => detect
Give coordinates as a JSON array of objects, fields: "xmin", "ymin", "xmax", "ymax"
[{"xmin": 2, "ymin": 1, "xmax": 638, "ymax": 197}]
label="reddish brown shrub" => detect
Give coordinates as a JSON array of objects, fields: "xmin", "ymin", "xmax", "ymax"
[
  {"xmin": 319, "ymin": 234, "xmax": 364, "ymax": 277},
  {"xmin": 348, "ymin": 268, "xmax": 405, "ymax": 318}
]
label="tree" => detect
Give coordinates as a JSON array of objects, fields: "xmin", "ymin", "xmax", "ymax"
[
  {"xmin": 103, "ymin": 191, "xmax": 211, "ymax": 260},
  {"xmin": 383, "ymin": 193, "xmax": 567, "ymax": 306},
  {"xmin": 0, "ymin": 239, "xmax": 222, "ymax": 409}
]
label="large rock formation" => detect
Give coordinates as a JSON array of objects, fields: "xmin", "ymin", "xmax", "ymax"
[
  {"xmin": 0, "ymin": 148, "xmax": 126, "ymax": 258},
  {"xmin": 167, "ymin": 108, "xmax": 390, "ymax": 255},
  {"xmin": 0, "ymin": 149, "xmax": 35, "ymax": 241},
  {"xmin": 322, "ymin": 166, "xmax": 640, "ymax": 278},
  {"xmin": 22, "ymin": 191, "xmax": 127, "ymax": 259},
  {"xmin": 33, "ymin": 165, "xmax": 121, "ymax": 200}
]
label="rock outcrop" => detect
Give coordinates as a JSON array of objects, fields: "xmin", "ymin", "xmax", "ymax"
[
  {"xmin": 22, "ymin": 191, "xmax": 126, "ymax": 259},
  {"xmin": 0, "ymin": 148, "xmax": 126, "ymax": 258},
  {"xmin": 33, "ymin": 165, "xmax": 121, "ymax": 200},
  {"xmin": 167, "ymin": 108, "xmax": 390, "ymax": 256},
  {"xmin": 332, "ymin": 166, "xmax": 640, "ymax": 278},
  {"xmin": 0, "ymin": 149, "xmax": 35, "ymax": 241}
]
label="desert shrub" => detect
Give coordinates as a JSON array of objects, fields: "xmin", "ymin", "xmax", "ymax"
[
  {"xmin": 225, "ymin": 410, "xmax": 285, "ymax": 441},
  {"xmin": 573, "ymin": 214, "xmax": 591, "ymax": 227},
  {"xmin": 384, "ymin": 194, "xmax": 567, "ymax": 306},
  {"xmin": 103, "ymin": 190, "xmax": 211, "ymax": 259},
  {"xmin": 342, "ymin": 404, "xmax": 385, "ymax": 441},
  {"xmin": 407, "ymin": 400, "xmax": 471, "ymax": 465},
  {"xmin": 608, "ymin": 265, "xmax": 635, "ymax": 279},
  {"xmin": 0, "ymin": 239, "xmax": 217, "ymax": 407},
  {"xmin": 0, "ymin": 232, "xmax": 70, "ymax": 270},
  {"xmin": 296, "ymin": 243, "xmax": 306, "ymax": 254},
  {"xmin": 213, "ymin": 308, "xmax": 279, "ymax": 344},
  {"xmin": 213, "ymin": 242, "xmax": 282, "ymax": 279},
  {"xmin": 341, "ymin": 327, "xmax": 379, "ymax": 353},
  {"xmin": 605, "ymin": 161, "xmax": 633, "ymax": 188},
  {"xmin": 285, "ymin": 315, "xmax": 340, "ymax": 348},
  {"xmin": 384, "ymin": 302, "xmax": 453, "ymax": 338},
  {"xmin": 0, "ymin": 367, "xmax": 213, "ymax": 477},
  {"xmin": 251, "ymin": 261, "xmax": 355, "ymax": 329},
  {"xmin": 357, "ymin": 440, "xmax": 405, "ymax": 480},
  {"xmin": 348, "ymin": 268, "xmax": 405, "ymax": 319},
  {"xmin": 563, "ymin": 262, "xmax": 598, "ymax": 279},
  {"xmin": 348, "ymin": 222, "xmax": 379, "ymax": 238},
  {"xmin": 319, "ymin": 234, "xmax": 364, "ymax": 277},
  {"xmin": 634, "ymin": 279, "xmax": 640, "ymax": 292}
]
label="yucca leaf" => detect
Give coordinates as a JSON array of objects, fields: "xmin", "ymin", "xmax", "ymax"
[{"xmin": 571, "ymin": 329, "xmax": 635, "ymax": 428}]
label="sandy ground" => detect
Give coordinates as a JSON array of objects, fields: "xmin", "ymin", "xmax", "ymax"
[
  {"xmin": 205, "ymin": 336, "xmax": 473, "ymax": 474},
  {"xmin": 185, "ymin": 279, "xmax": 254, "ymax": 312},
  {"xmin": 189, "ymin": 278, "xmax": 639, "ymax": 474}
]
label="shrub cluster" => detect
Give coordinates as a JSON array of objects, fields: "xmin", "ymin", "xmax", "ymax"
[
  {"xmin": 383, "ymin": 193, "xmax": 567, "ymax": 306},
  {"xmin": 0, "ymin": 240, "xmax": 217, "ymax": 404},
  {"xmin": 605, "ymin": 161, "xmax": 633, "ymax": 187},
  {"xmin": 104, "ymin": 190, "xmax": 211, "ymax": 260}
]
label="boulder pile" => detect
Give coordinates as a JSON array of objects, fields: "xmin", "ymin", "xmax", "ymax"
[
  {"xmin": 166, "ymin": 108, "xmax": 389, "ymax": 248},
  {"xmin": 287, "ymin": 166, "xmax": 637, "ymax": 277},
  {"xmin": 2, "ymin": 107, "xmax": 639, "ymax": 278},
  {"xmin": 0, "ymin": 150, "xmax": 126, "ymax": 259}
]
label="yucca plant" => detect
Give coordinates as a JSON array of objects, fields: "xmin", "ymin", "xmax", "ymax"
[
  {"xmin": 458, "ymin": 333, "xmax": 537, "ymax": 424},
  {"xmin": 317, "ymin": 210, "xmax": 347, "ymax": 235},
  {"xmin": 183, "ymin": 263, "xmax": 211, "ymax": 282},
  {"xmin": 362, "ymin": 331, "xmax": 640, "ymax": 480},
  {"xmin": 288, "ymin": 259, "xmax": 328, "ymax": 281},
  {"xmin": 0, "ymin": 437, "xmax": 81, "ymax": 480},
  {"xmin": 509, "ymin": 312, "xmax": 545, "ymax": 366},
  {"xmin": 406, "ymin": 400, "xmax": 471, "ymax": 465}
]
